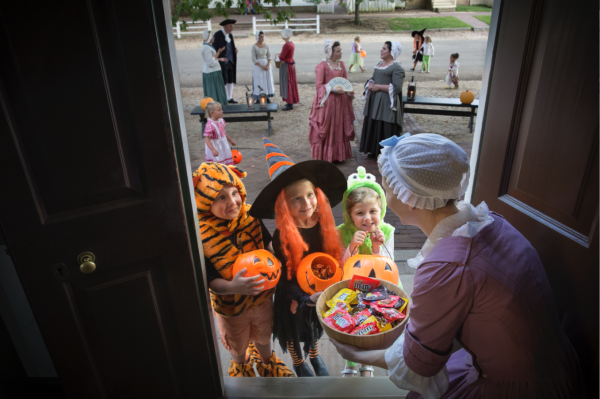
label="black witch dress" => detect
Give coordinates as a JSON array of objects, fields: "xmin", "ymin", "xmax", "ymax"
[
  {"xmin": 359, "ymin": 61, "xmax": 405, "ymax": 157},
  {"xmin": 272, "ymin": 223, "xmax": 324, "ymax": 358}
]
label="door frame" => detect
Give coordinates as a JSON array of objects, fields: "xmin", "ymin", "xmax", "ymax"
[{"xmin": 158, "ymin": 0, "xmax": 506, "ymax": 398}]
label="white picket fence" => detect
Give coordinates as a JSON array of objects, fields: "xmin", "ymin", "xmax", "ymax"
[
  {"xmin": 252, "ymin": 16, "xmax": 320, "ymax": 35},
  {"xmin": 344, "ymin": 0, "xmax": 402, "ymax": 13},
  {"xmin": 173, "ymin": 20, "xmax": 213, "ymax": 39}
]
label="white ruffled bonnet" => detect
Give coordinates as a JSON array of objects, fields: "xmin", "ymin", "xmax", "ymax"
[
  {"xmin": 203, "ymin": 29, "xmax": 213, "ymax": 43},
  {"xmin": 281, "ymin": 28, "xmax": 293, "ymax": 39},
  {"xmin": 377, "ymin": 133, "xmax": 470, "ymax": 210}
]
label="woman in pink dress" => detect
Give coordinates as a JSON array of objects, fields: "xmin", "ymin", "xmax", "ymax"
[{"xmin": 308, "ymin": 39, "xmax": 355, "ymax": 163}]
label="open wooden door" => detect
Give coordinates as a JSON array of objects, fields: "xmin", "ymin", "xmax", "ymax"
[
  {"xmin": 471, "ymin": 0, "xmax": 598, "ymax": 396},
  {"xmin": 0, "ymin": 0, "xmax": 221, "ymax": 397}
]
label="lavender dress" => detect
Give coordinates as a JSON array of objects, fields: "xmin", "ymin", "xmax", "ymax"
[{"xmin": 395, "ymin": 213, "xmax": 584, "ymax": 398}]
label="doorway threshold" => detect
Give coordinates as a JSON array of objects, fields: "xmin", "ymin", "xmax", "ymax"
[{"xmin": 223, "ymin": 376, "xmax": 408, "ymax": 398}]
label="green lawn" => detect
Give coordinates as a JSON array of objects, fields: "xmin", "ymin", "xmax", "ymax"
[
  {"xmin": 389, "ymin": 16, "xmax": 471, "ymax": 31},
  {"xmin": 473, "ymin": 15, "xmax": 491, "ymax": 25},
  {"xmin": 456, "ymin": 5, "xmax": 492, "ymax": 12}
]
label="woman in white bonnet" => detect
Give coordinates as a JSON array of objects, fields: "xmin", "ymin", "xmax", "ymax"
[
  {"xmin": 331, "ymin": 133, "xmax": 584, "ymax": 399},
  {"xmin": 251, "ymin": 30, "xmax": 275, "ymax": 102},
  {"xmin": 359, "ymin": 41, "xmax": 405, "ymax": 158},
  {"xmin": 200, "ymin": 29, "xmax": 228, "ymax": 106}
]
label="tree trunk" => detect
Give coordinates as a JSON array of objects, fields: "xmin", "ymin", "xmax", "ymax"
[{"xmin": 354, "ymin": 0, "xmax": 360, "ymax": 24}]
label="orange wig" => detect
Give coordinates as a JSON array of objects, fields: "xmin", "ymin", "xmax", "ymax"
[{"xmin": 275, "ymin": 186, "xmax": 342, "ymax": 280}]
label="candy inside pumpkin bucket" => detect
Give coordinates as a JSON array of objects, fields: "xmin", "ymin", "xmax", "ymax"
[{"xmin": 296, "ymin": 252, "xmax": 343, "ymax": 295}]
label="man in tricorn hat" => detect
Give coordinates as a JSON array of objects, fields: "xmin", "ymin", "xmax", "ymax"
[{"xmin": 213, "ymin": 19, "xmax": 239, "ymax": 103}]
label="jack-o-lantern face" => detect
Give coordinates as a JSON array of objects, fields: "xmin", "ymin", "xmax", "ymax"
[
  {"xmin": 232, "ymin": 249, "xmax": 281, "ymax": 291},
  {"xmin": 342, "ymin": 255, "xmax": 399, "ymax": 285},
  {"xmin": 296, "ymin": 252, "xmax": 343, "ymax": 295},
  {"xmin": 232, "ymin": 150, "xmax": 243, "ymax": 164}
]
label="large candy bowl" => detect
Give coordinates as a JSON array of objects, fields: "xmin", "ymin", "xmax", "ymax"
[{"xmin": 316, "ymin": 279, "xmax": 410, "ymax": 350}]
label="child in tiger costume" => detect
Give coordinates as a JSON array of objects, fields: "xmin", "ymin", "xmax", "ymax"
[
  {"xmin": 193, "ymin": 162, "xmax": 293, "ymax": 378},
  {"xmin": 249, "ymin": 138, "xmax": 347, "ymax": 377}
]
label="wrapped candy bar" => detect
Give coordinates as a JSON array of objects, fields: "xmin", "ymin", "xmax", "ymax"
[
  {"xmin": 352, "ymin": 309, "xmax": 372, "ymax": 327},
  {"xmin": 326, "ymin": 288, "xmax": 358, "ymax": 308},
  {"xmin": 351, "ymin": 316, "xmax": 381, "ymax": 336},
  {"xmin": 370, "ymin": 303, "xmax": 405, "ymax": 323},
  {"xmin": 323, "ymin": 301, "xmax": 349, "ymax": 318},
  {"xmin": 393, "ymin": 297, "xmax": 408, "ymax": 313},
  {"xmin": 348, "ymin": 275, "xmax": 380, "ymax": 292},
  {"xmin": 324, "ymin": 306, "xmax": 354, "ymax": 333},
  {"xmin": 376, "ymin": 295, "xmax": 400, "ymax": 308},
  {"xmin": 361, "ymin": 290, "xmax": 389, "ymax": 302}
]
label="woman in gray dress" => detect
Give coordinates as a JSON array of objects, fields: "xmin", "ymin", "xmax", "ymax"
[
  {"xmin": 251, "ymin": 31, "xmax": 275, "ymax": 102},
  {"xmin": 359, "ymin": 41, "xmax": 405, "ymax": 157}
]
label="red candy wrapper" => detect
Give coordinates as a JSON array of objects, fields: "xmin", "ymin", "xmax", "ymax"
[
  {"xmin": 351, "ymin": 316, "xmax": 381, "ymax": 336},
  {"xmin": 324, "ymin": 307, "xmax": 354, "ymax": 333},
  {"xmin": 376, "ymin": 295, "xmax": 400, "ymax": 308},
  {"xmin": 371, "ymin": 303, "xmax": 405, "ymax": 323},
  {"xmin": 348, "ymin": 275, "xmax": 381, "ymax": 292},
  {"xmin": 352, "ymin": 309, "xmax": 372, "ymax": 327}
]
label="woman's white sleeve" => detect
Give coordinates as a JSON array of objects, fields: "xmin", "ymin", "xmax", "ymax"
[
  {"xmin": 251, "ymin": 45, "xmax": 258, "ymax": 65},
  {"xmin": 385, "ymin": 333, "xmax": 449, "ymax": 399},
  {"xmin": 202, "ymin": 46, "xmax": 217, "ymax": 67}
]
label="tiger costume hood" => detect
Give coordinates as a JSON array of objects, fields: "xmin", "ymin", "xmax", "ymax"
[{"xmin": 193, "ymin": 162, "xmax": 273, "ymax": 317}]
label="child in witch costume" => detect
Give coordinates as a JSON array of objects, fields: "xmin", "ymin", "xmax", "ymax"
[
  {"xmin": 336, "ymin": 166, "xmax": 403, "ymax": 378},
  {"xmin": 193, "ymin": 162, "xmax": 294, "ymax": 378},
  {"xmin": 249, "ymin": 138, "xmax": 347, "ymax": 377}
]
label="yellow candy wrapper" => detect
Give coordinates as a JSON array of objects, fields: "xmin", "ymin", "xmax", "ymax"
[
  {"xmin": 326, "ymin": 288, "xmax": 358, "ymax": 308},
  {"xmin": 322, "ymin": 302, "xmax": 350, "ymax": 318}
]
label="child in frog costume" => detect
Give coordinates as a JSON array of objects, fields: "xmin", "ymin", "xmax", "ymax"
[{"xmin": 337, "ymin": 166, "xmax": 402, "ymax": 377}]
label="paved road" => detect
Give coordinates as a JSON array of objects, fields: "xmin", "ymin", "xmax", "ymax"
[{"xmin": 177, "ymin": 39, "xmax": 487, "ymax": 87}]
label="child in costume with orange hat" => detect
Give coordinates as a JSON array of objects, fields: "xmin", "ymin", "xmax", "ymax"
[
  {"xmin": 249, "ymin": 138, "xmax": 347, "ymax": 377},
  {"xmin": 193, "ymin": 162, "xmax": 293, "ymax": 378}
]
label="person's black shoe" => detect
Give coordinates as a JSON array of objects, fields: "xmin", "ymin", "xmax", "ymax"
[
  {"xmin": 293, "ymin": 361, "xmax": 315, "ymax": 377},
  {"xmin": 309, "ymin": 356, "xmax": 330, "ymax": 377},
  {"xmin": 409, "ymin": 68, "xmax": 415, "ymax": 71},
  {"xmin": 282, "ymin": 104, "xmax": 294, "ymax": 111},
  {"xmin": 228, "ymin": 99, "xmax": 238, "ymax": 104}
]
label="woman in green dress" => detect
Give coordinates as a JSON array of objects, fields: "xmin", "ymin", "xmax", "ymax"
[{"xmin": 201, "ymin": 30, "xmax": 228, "ymax": 105}]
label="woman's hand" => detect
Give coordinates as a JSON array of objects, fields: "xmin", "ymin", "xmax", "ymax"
[
  {"xmin": 350, "ymin": 230, "xmax": 368, "ymax": 252},
  {"xmin": 217, "ymin": 47, "xmax": 226, "ymax": 54},
  {"xmin": 307, "ymin": 291, "xmax": 323, "ymax": 307},
  {"xmin": 370, "ymin": 229, "xmax": 385, "ymax": 253},
  {"xmin": 218, "ymin": 58, "xmax": 228, "ymax": 62},
  {"xmin": 229, "ymin": 268, "xmax": 265, "ymax": 295},
  {"xmin": 330, "ymin": 338, "xmax": 365, "ymax": 364}
]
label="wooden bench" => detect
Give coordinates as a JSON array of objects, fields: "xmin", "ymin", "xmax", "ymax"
[
  {"xmin": 191, "ymin": 103, "xmax": 279, "ymax": 137},
  {"xmin": 402, "ymin": 96, "xmax": 479, "ymax": 133}
]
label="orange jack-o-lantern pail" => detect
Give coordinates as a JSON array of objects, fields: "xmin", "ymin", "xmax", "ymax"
[
  {"xmin": 342, "ymin": 254, "xmax": 399, "ymax": 285},
  {"xmin": 296, "ymin": 252, "xmax": 343, "ymax": 295},
  {"xmin": 231, "ymin": 232, "xmax": 281, "ymax": 291}
]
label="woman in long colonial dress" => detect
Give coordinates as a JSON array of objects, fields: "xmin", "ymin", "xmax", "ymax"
[
  {"xmin": 359, "ymin": 41, "xmax": 405, "ymax": 158},
  {"xmin": 331, "ymin": 134, "xmax": 585, "ymax": 399},
  {"xmin": 200, "ymin": 29, "xmax": 228, "ymax": 106},
  {"xmin": 251, "ymin": 31, "xmax": 275, "ymax": 102},
  {"xmin": 279, "ymin": 28, "xmax": 299, "ymax": 111},
  {"xmin": 308, "ymin": 39, "xmax": 355, "ymax": 163}
]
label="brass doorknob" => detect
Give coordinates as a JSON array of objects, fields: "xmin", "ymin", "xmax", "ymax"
[{"xmin": 78, "ymin": 252, "xmax": 96, "ymax": 274}]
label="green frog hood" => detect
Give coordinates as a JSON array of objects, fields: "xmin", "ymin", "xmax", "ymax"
[{"xmin": 337, "ymin": 167, "xmax": 394, "ymax": 255}]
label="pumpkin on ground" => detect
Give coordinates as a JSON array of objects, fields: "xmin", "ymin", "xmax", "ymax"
[
  {"xmin": 342, "ymin": 255, "xmax": 399, "ymax": 285},
  {"xmin": 460, "ymin": 90, "xmax": 475, "ymax": 105},
  {"xmin": 200, "ymin": 97, "xmax": 214, "ymax": 110},
  {"xmin": 232, "ymin": 149, "xmax": 242, "ymax": 164},
  {"xmin": 296, "ymin": 252, "xmax": 343, "ymax": 295},
  {"xmin": 232, "ymin": 249, "xmax": 281, "ymax": 291}
]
